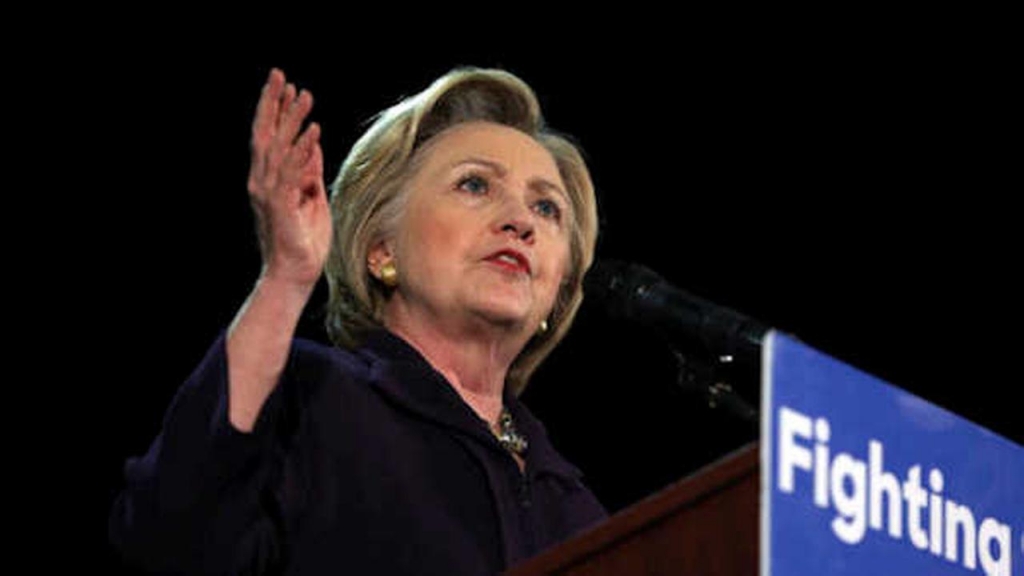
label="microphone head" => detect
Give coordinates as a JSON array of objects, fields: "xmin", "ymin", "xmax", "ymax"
[
  {"xmin": 583, "ymin": 259, "xmax": 663, "ymax": 321},
  {"xmin": 584, "ymin": 259, "xmax": 767, "ymax": 358}
]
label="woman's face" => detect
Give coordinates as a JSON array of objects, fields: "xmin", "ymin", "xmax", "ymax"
[{"xmin": 375, "ymin": 121, "xmax": 572, "ymax": 339}]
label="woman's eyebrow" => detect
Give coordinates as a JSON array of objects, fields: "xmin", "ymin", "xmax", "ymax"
[{"xmin": 452, "ymin": 157, "xmax": 506, "ymax": 175}]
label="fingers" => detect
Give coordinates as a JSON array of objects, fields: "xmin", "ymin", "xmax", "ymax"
[
  {"xmin": 310, "ymin": 138, "xmax": 324, "ymax": 180},
  {"xmin": 278, "ymin": 123, "xmax": 324, "ymax": 204},
  {"xmin": 250, "ymin": 69, "xmax": 284, "ymax": 186},
  {"xmin": 255, "ymin": 69, "xmax": 285, "ymax": 128},
  {"xmin": 251, "ymin": 69, "xmax": 314, "ymax": 152},
  {"xmin": 275, "ymin": 88, "xmax": 312, "ymax": 150},
  {"xmin": 249, "ymin": 69, "xmax": 318, "ymax": 199},
  {"xmin": 252, "ymin": 69, "xmax": 285, "ymax": 147},
  {"xmin": 285, "ymin": 122, "xmax": 321, "ymax": 173},
  {"xmin": 297, "ymin": 140, "xmax": 327, "ymax": 200}
]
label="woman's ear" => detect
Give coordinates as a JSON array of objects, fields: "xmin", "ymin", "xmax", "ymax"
[{"xmin": 367, "ymin": 240, "xmax": 395, "ymax": 280}]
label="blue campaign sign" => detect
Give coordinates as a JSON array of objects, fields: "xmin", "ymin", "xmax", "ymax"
[{"xmin": 760, "ymin": 331, "xmax": 1024, "ymax": 576}]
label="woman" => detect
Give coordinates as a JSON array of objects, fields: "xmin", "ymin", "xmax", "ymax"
[{"xmin": 109, "ymin": 67, "xmax": 604, "ymax": 575}]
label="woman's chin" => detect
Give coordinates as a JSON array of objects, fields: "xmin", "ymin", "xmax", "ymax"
[{"xmin": 467, "ymin": 305, "xmax": 537, "ymax": 336}]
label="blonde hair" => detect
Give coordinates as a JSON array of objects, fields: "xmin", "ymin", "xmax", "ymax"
[{"xmin": 325, "ymin": 67, "xmax": 598, "ymax": 394}]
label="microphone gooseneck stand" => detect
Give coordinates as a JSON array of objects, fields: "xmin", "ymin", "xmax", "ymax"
[
  {"xmin": 584, "ymin": 259, "xmax": 768, "ymax": 434},
  {"xmin": 670, "ymin": 348, "xmax": 760, "ymax": 435}
]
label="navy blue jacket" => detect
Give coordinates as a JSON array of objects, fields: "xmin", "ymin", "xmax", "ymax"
[{"xmin": 109, "ymin": 330, "xmax": 607, "ymax": 575}]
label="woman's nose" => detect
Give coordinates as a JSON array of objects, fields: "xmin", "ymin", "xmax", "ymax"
[{"xmin": 495, "ymin": 198, "xmax": 535, "ymax": 244}]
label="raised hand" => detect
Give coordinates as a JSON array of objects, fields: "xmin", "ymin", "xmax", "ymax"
[
  {"xmin": 247, "ymin": 68, "xmax": 332, "ymax": 292},
  {"xmin": 226, "ymin": 69, "xmax": 333, "ymax": 432}
]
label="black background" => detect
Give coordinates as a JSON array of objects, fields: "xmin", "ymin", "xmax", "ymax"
[{"xmin": 81, "ymin": 28, "xmax": 1019, "ymax": 570}]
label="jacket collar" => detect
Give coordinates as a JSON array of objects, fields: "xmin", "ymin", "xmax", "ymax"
[{"xmin": 358, "ymin": 329, "xmax": 582, "ymax": 481}]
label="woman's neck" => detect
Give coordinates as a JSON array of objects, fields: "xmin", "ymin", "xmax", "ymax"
[{"xmin": 383, "ymin": 310, "xmax": 526, "ymax": 426}]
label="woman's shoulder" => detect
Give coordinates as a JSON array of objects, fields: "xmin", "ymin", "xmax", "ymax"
[
  {"xmin": 288, "ymin": 337, "xmax": 376, "ymax": 388},
  {"xmin": 269, "ymin": 337, "xmax": 387, "ymax": 433}
]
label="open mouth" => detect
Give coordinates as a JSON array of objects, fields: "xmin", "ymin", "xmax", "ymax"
[{"xmin": 485, "ymin": 250, "xmax": 531, "ymax": 275}]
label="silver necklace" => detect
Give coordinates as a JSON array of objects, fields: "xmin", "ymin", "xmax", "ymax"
[{"xmin": 495, "ymin": 407, "xmax": 528, "ymax": 456}]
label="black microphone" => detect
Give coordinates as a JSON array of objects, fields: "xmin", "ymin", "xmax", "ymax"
[{"xmin": 583, "ymin": 259, "xmax": 769, "ymax": 360}]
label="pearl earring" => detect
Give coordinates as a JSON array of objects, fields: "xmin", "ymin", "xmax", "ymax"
[{"xmin": 537, "ymin": 319, "xmax": 549, "ymax": 335}]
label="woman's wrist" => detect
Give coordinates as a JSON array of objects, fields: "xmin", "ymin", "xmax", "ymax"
[{"xmin": 256, "ymin": 267, "xmax": 319, "ymax": 309}]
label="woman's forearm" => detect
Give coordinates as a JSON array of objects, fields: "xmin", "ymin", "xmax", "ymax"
[{"xmin": 226, "ymin": 273, "xmax": 314, "ymax": 432}]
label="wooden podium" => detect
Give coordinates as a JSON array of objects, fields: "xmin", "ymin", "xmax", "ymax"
[{"xmin": 506, "ymin": 442, "xmax": 760, "ymax": 576}]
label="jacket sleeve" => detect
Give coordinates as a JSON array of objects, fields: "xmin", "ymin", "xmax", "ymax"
[{"xmin": 108, "ymin": 332, "xmax": 293, "ymax": 575}]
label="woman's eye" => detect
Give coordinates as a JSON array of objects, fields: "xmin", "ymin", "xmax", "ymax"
[
  {"xmin": 458, "ymin": 174, "xmax": 489, "ymax": 195},
  {"xmin": 534, "ymin": 199, "xmax": 562, "ymax": 221}
]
